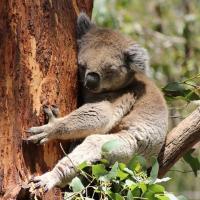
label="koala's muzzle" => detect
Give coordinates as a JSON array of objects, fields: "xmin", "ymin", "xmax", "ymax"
[{"xmin": 85, "ymin": 72, "xmax": 100, "ymax": 90}]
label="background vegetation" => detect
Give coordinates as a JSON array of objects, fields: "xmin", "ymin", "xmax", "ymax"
[{"xmin": 92, "ymin": 0, "xmax": 200, "ymax": 199}]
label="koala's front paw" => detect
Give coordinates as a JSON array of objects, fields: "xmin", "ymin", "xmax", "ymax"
[
  {"xmin": 25, "ymin": 105, "xmax": 61, "ymax": 144},
  {"xmin": 29, "ymin": 171, "xmax": 61, "ymax": 193}
]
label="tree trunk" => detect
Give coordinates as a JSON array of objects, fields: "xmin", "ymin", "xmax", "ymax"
[{"xmin": 0, "ymin": 1, "xmax": 93, "ymax": 199}]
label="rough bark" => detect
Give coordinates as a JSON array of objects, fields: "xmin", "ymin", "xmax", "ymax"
[
  {"xmin": 0, "ymin": 1, "xmax": 93, "ymax": 199},
  {"xmin": 158, "ymin": 106, "xmax": 200, "ymax": 177}
]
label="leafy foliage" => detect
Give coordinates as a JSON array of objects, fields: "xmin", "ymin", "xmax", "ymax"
[
  {"xmin": 64, "ymin": 155, "xmax": 186, "ymax": 200},
  {"xmin": 183, "ymin": 150, "xmax": 200, "ymax": 176},
  {"xmin": 162, "ymin": 74, "xmax": 200, "ymax": 102}
]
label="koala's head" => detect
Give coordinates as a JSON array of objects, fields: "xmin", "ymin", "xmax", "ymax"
[{"xmin": 77, "ymin": 13, "xmax": 149, "ymax": 93}]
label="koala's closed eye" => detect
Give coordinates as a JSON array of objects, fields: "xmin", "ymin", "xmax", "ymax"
[
  {"xmin": 110, "ymin": 66, "xmax": 118, "ymax": 71},
  {"xmin": 104, "ymin": 66, "xmax": 119, "ymax": 76}
]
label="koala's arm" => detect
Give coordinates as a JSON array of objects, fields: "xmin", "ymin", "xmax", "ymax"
[
  {"xmin": 29, "ymin": 131, "xmax": 138, "ymax": 191},
  {"xmin": 26, "ymin": 92, "xmax": 135, "ymax": 144}
]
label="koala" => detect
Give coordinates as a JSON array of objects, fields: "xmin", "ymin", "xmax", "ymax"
[{"xmin": 26, "ymin": 13, "xmax": 168, "ymax": 192}]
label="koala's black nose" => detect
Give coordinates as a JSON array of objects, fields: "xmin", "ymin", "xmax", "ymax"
[{"xmin": 85, "ymin": 72, "xmax": 100, "ymax": 90}]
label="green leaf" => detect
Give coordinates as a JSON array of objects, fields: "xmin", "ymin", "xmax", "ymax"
[
  {"xmin": 100, "ymin": 159, "xmax": 109, "ymax": 165},
  {"xmin": 78, "ymin": 161, "xmax": 90, "ymax": 170},
  {"xmin": 109, "ymin": 192, "xmax": 124, "ymax": 200},
  {"xmin": 117, "ymin": 169, "xmax": 129, "ymax": 180},
  {"xmin": 99, "ymin": 162, "xmax": 120, "ymax": 182},
  {"xmin": 155, "ymin": 194, "xmax": 170, "ymax": 200},
  {"xmin": 183, "ymin": 150, "xmax": 200, "ymax": 176},
  {"xmin": 163, "ymin": 82, "xmax": 200, "ymax": 101},
  {"xmin": 128, "ymin": 155, "xmax": 147, "ymax": 172},
  {"xmin": 125, "ymin": 179, "xmax": 135, "ymax": 187},
  {"xmin": 143, "ymin": 190, "xmax": 155, "ymax": 200},
  {"xmin": 92, "ymin": 164, "xmax": 108, "ymax": 178},
  {"xmin": 124, "ymin": 179, "xmax": 137, "ymax": 191},
  {"xmin": 184, "ymin": 90, "xmax": 200, "ymax": 101},
  {"xmin": 123, "ymin": 167, "xmax": 134, "ymax": 175},
  {"xmin": 163, "ymin": 82, "xmax": 185, "ymax": 95},
  {"xmin": 119, "ymin": 162, "xmax": 126, "ymax": 170},
  {"xmin": 139, "ymin": 182, "xmax": 147, "ymax": 193},
  {"xmin": 150, "ymin": 157, "xmax": 159, "ymax": 183},
  {"xmin": 107, "ymin": 162, "xmax": 119, "ymax": 179},
  {"xmin": 101, "ymin": 139, "xmax": 123, "ymax": 153},
  {"xmin": 127, "ymin": 190, "xmax": 134, "ymax": 200},
  {"xmin": 69, "ymin": 177, "xmax": 84, "ymax": 192},
  {"xmin": 149, "ymin": 184, "xmax": 165, "ymax": 193},
  {"xmin": 131, "ymin": 187, "xmax": 141, "ymax": 197}
]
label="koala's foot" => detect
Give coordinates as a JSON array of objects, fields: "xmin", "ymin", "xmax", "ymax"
[
  {"xmin": 29, "ymin": 171, "xmax": 61, "ymax": 193},
  {"xmin": 25, "ymin": 105, "xmax": 61, "ymax": 144}
]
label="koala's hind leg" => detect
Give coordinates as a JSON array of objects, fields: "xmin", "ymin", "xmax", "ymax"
[{"xmin": 29, "ymin": 131, "xmax": 138, "ymax": 192}]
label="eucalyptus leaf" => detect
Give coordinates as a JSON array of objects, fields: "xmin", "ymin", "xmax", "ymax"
[
  {"xmin": 101, "ymin": 139, "xmax": 123, "ymax": 153},
  {"xmin": 139, "ymin": 182, "xmax": 147, "ymax": 193},
  {"xmin": 109, "ymin": 192, "xmax": 124, "ymax": 200},
  {"xmin": 183, "ymin": 150, "xmax": 200, "ymax": 176},
  {"xmin": 117, "ymin": 169, "xmax": 129, "ymax": 180},
  {"xmin": 163, "ymin": 82, "xmax": 185, "ymax": 95},
  {"xmin": 155, "ymin": 194, "xmax": 170, "ymax": 200},
  {"xmin": 92, "ymin": 164, "xmax": 108, "ymax": 178},
  {"xmin": 127, "ymin": 190, "xmax": 134, "ymax": 200},
  {"xmin": 69, "ymin": 177, "xmax": 84, "ymax": 192},
  {"xmin": 150, "ymin": 157, "xmax": 159, "ymax": 183},
  {"xmin": 128, "ymin": 155, "xmax": 147, "ymax": 172},
  {"xmin": 149, "ymin": 184, "xmax": 165, "ymax": 193},
  {"xmin": 106, "ymin": 162, "xmax": 119, "ymax": 179},
  {"xmin": 143, "ymin": 190, "xmax": 155, "ymax": 200},
  {"xmin": 78, "ymin": 161, "xmax": 90, "ymax": 170}
]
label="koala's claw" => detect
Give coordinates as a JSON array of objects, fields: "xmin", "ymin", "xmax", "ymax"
[
  {"xmin": 43, "ymin": 105, "xmax": 60, "ymax": 123},
  {"xmin": 29, "ymin": 172, "xmax": 60, "ymax": 193},
  {"xmin": 43, "ymin": 105, "xmax": 55, "ymax": 122},
  {"xmin": 51, "ymin": 105, "xmax": 60, "ymax": 118},
  {"xmin": 26, "ymin": 132, "xmax": 48, "ymax": 144},
  {"xmin": 25, "ymin": 105, "xmax": 61, "ymax": 143},
  {"xmin": 26, "ymin": 126, "xmax": 47, "ymax": 134}
]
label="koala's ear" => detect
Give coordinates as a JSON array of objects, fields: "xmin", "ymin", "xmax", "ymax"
[
  {"xmin": 124, "ymin": 44, "xmax": 149, "ymax": 74},
  {"xmin": 77, "ymin": 12, "xmax": 93, "ymax": 39}
]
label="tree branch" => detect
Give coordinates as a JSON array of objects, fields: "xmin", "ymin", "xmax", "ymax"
[{"xmin": 158, "ymin": 106, "xmax": 200, "ymax": 177}]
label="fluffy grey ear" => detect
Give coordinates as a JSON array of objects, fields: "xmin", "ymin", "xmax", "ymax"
[
  {"xmin": 77, "ymin": 12, "xmax": 93, "ymax": 38},
  {"xmin": 124, "ymin": 44, "xmax": 150, "ymax": 74}
]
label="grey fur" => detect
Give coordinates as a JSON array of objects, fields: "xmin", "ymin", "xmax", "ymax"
[
  {"xmin": 124, "ymin": 44, "xmax": 150, "ymax": 74},
  {"xmin": 27, "ymin": 13, "xmax": 168, "ymax": 192},
  {"xmin": 77, "ymin": 12, "xmax": 93, "ymax": 39}
]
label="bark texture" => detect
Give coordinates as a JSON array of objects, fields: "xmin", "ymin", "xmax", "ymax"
[
  {"xmin": 0, "ymin": 1, "xmax": 93, "ymax": 199},
  {"xmin": 158, "ymin": 106, "xmax": 200, "ymax": 177}
]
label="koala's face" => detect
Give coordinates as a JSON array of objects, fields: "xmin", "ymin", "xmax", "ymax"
[
  {"xmin": 78, "ymin": 30, "xmax": 134, "ymax": 93},
  {"xmin": 77, "ymin": 13, "xmax": 149, "ymax": 93}
]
